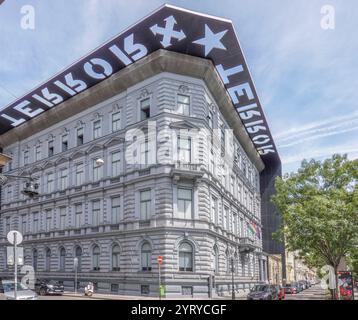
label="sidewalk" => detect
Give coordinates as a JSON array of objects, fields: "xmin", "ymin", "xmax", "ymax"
[{"xmin": 62, "ymin": 291, "xmax": 215, "ymax": 300}]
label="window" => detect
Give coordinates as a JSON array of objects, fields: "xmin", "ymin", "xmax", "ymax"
[
  {"xmin": 221, "ymin": 125, "xmax": 226, "ymax": 156},
  {"xmin": 48, "ymin": 140, "xmax": 54, "ymax": 157},
  {"xmin": 45, "ymin": 248, "xmax": 51, "ymax": 271},
  {"xmin": 21, "ymin": 215, "xmax": 27, "ymax": 234},
  {"xmin": 177, "ymin": 94, "xmax": 190, "ymax": 116},
  {"xmin": 93, "ymin": 159, "xmax": 103, "ymax": 181},
  {"xmin": 111, "ymin": 197, "xmax": 121, "ymax": 224},
  {"xmin": 33, "ymin": 249, "xmax": 38, "ymax": 272},
  {"xmin": 240, "ymin": 218, "xmax": 244, "ymax": 237},
  {"xmin": 6, "ymin": 185, "xmax": 12, "ymax": 202},
  {"xmin": 93, "ymin": 120, "xmax": 102, "ymax": 139},
  {"xmin": 77, "ymin": 128, "xmax": 84, "ymax": 146},
  {"xmin": 59, "ymin": 247, "xmax": 66, "ymax": 271},
  {"xmin": 177, "ymin": 136, "xmax": 191, "ymax": 163},
  {"xmin": 140, "ymin": 140, "xmax": 149, "ymax": 167},
  {"xmin": 213, "ymin": 246, "xmax": 219, "ymax": 274},
  {"xmin": 211, "ymin": 196, "xmax": 217, "ymax": 223},
  {"xmin": 59, "ymin": 207, "xmax": 67, "ymax": 229},
  {"xmin": 75, "ymin": 204, "xmax": 82, "ymax": 228},
  {"xmin": 46, "ymin": 173, "xmax": 55, "ymax": 193},
  {"xmin": 35, "ymin": 145, "xmax": 41, "ymax": 161},
  {"xmin": 141, "ymin": 285, "xmax": 150, "ymax": 295},
  {"xmin": 92, "ymin": 246, "xmax": 100, "ymax": 271},
  {"xmin": 75, "ymin": 247, "xmax": 82, "ymax": 271},
  {"xmin": 111, "ymin": 151, "xmax": 121, "ymax": 176},
  {"xmin": 112, "ymin": 111, "xmax": 121, "ymax": 132},
  {"xmin": 92, "ymin": 201, "xmax": 101, "ymax": 225},
  {"xmin": 62, "ymin": 135, "xmax": 68, "ymax": 152},
  {"xmin": 76, "ymin": 164, "xmax": 84, "ymax": 186},
  {"xmin": 179, "ymin": 242, "xmax": 193, "ymax": 272},
  {"xmin": 60, "ymin": 168, "xmax": 69, "ymax": 190},
  {"xmin": 177, "ymin": 188, "xmax": 192, "ymax": 219},
  {"xmin": 5, "ymin": 217, "xmax": 10, "ymax": 234},
  {"xmin": 223, "ymin": 207, "xmax": 228, "ymax": 230},
  {"xmin": 111, "ymin": 284, "xmax": 119, "ymax": 293},
  {"xmin": 112, "ymin": 245, "xmax": 120, "ymax": 271},
  {"xmin": 140, "ymin": 98, "xmax": 150, "ymax": 120},
  {"xmin": 46, "ymin": 210, "xmax": 52, "ymax": 232},
  {"xmin": 208, "ymin": 110, "xmax": 214, "ymax": 129},
  {"xmin": 8, "ymin": 158, "xmax": 12, "ymax": 171},
  {"xmin": 141, "ymin": 242, "xmax": 152, "ymax": 271},
  {"xmin": 140, "ymin": 190, "xmax": 151, "ymax": 220},
  {"xmin": 24, "ymin": 150, "xmax": 29, "ymax": 165},
  {"xmin": 33, "ymin": 213, "xmax": 39, "ymax": 233}
]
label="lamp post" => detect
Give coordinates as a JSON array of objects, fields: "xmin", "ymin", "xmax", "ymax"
[{"xmin": 231, "ymin": 257, "xmax": 235, "ymax": 300}]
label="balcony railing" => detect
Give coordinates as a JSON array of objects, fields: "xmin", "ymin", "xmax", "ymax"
[
  {"xmin": 171, "ymin": 162, "xmax": 203, "ymax": 179},
  {"xmin": 238, "ymin": 237, "xmax": 257, "ymax": 253}
]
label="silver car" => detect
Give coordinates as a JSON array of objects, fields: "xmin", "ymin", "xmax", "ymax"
[{"xmin": 1, "ymin": 280, "xmax": 38, "ymax": 300}]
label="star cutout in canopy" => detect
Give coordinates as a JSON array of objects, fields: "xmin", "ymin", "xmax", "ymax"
[{"xmin": 193, "ymin": 24, "xmax": 228, "ymax": 56}]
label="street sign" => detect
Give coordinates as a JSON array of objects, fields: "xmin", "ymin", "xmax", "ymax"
[
  {"xmin": 157, "ymin": 255, "xmax": 163, "ymax": 265},
  {"xmin": 7, "ymin": 246, "xmax": 24, "ymax": 266},
  {"xmin": 7, "ymin": 230, "xmax": 23, "ymax": 245}
]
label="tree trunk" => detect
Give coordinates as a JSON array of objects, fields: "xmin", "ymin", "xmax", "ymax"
[{"xmin": 334, "ymin": 265, "xmax": 339, "ymax": 300}]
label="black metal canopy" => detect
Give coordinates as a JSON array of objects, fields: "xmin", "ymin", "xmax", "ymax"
[{"xmin": 0, "ymin": 4, "xmax": 280, "ymax": 168}]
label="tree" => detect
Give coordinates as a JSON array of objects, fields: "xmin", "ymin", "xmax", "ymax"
[{"xmin": 272, "ymin": 154, "xmax": 358, "ymax": 299}]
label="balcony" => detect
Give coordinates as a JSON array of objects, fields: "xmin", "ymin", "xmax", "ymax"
[
  {"xmin": 171, "ymin": 162, "xmax": 204, "ymax": 180},
  {"xmin": 238, "ymin": 237, "xmax": 257, "ymax": 253}
]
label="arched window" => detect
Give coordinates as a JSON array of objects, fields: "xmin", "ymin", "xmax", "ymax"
[
  {"xmin": 59, "ymin": 247, "xmax": 66, "ymax": 271},
  {"xmin": 33, "ymin": 249, "xmax": 38, "ymax": 271},
  {"xmin": 179, "ymin": 242, "xmax": 193, "ymax": 272},
  {"xmin": 75, "ymin": 246, "xmax": 82, "ymax": 272},
  {"xmin": 112, "ymin": 245, "xmax": 120, "ymax": 271},
  {"xmin": 92, "ymin": 245, "xmax": 100, "ymax": 271},
  {"xmin": 45, "ymin": 248, "xmax": 51, "ymax": 271},
  {"xmin": 141, "ymin": 242, "xmax": 152, "ymax": 271},
  {"xmin": 213, "ymin": 245, "xmax": 219, "ymax": 274}
]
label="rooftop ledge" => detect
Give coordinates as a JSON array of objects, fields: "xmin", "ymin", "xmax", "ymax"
[{"xmin": 0, "ymin": 49, "xmax": 264, "ymax": 172}]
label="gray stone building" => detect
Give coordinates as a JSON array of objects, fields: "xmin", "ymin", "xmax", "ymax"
[{"xmin": 0, "ymin": 5, "xmax": 281, "ymax": 297}]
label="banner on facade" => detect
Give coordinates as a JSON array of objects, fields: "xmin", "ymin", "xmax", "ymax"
[{"xmin": 338, "ymin": 271, "xmax": 354, "ymax": 300}]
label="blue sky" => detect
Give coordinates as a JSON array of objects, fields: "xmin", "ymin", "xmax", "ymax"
[{"xmin": 0, "ymin": 0, "xmax": 357, "ymax": 174}]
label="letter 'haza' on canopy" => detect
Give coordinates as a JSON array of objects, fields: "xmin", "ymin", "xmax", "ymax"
[{"xmin": 0, "ymin": 4, "xmax": 280, "ymax": 168}]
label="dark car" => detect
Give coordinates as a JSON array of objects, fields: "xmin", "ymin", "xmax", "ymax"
[
  {"xmin": 247, "ymin": 285, "xmax": 278, "ymax": 300},
  {"xmin": 34, "ymin": 279, "xmax": 64, "ymax": 296},
  {"xmin": 296, "ymin": 281, "xmax": 305, "ymax": 292},
  {"xmin": 274, "ymin": 285, "xmax": 285, "ymax": 300},
  {"xmin": 298, "ymin": 280, "xmax": 307, "ymax": 290},
  {"xmin": 283, "ymin": 283, "xmax": 298, "ymax": 294}
]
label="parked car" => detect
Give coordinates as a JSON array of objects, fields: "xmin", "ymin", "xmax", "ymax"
[
  {"xmin": 247, "ymin": 284, "xmax": 278, "ymax": 300},
  {"xmin": 34, "ymin": 279, "xmax": 64, "ymax": 296},
  {"xmin": 283, "ymin": 283, "xmax": 298, "ymax": 294},
  {"xmin": 294, "ymin": 282, "xmax": 304, "ymax": 292},
  {"xmin": 0, "ymin": 280, "xmax": 38, "ymax": 300},
  {"xmin": 299, "ymin": 280, "xmax": 308, "ymax": 290},
  {"xmin": 274, "ymin": 285, "xmax": 285, "ymax": 300}
]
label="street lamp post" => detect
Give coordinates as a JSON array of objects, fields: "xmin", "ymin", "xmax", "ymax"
[{"xmin": 231, "ymin": 257, "xmax": 235, "ymax": 300}]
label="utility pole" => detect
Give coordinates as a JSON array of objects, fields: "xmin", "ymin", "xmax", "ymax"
[
  {"xmin": 14, "ymin": 233, "xmax": 17, "ymax": 300},
  {"xmin": 231, "ymin": 257, "xmax": 235, "ymax": 300}
]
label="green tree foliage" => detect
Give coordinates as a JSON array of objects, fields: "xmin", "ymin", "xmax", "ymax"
[{"xmin": 272, "ymin": 154, "xmax": 358, "ymax": 274}]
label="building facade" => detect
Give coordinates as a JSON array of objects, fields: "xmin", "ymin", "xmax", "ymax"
[
  {"xmin": 0, "ymin": 5, "xmax": 282, "ymax": 297},
  {"xmin": 0, "ymin": 51, "xmax": 270, "ymax": 297},
  {"xmin": 285, "ymin": 251, "xmax": 317, "ymax": 284},
  {"xmin": 267, "ymin": 254, "xmax": 283, "ymax": 285}
]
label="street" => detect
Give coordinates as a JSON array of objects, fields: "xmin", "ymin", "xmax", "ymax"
[
  {"xmin": 284, "ymin": 285, "xmax": 330, "ymax": 300},
  {"xmin": 35, "ymin": 285, "xmax": 335, "ymax": 300}
]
